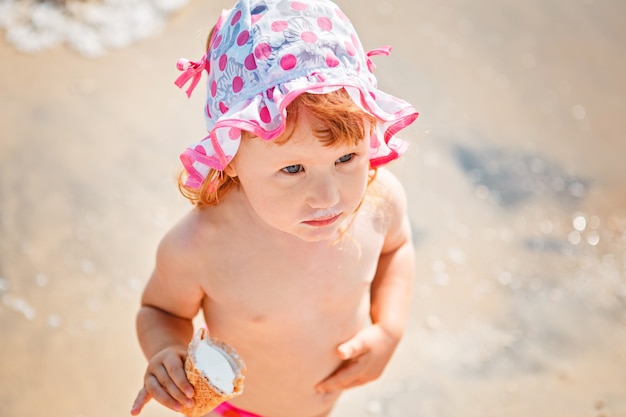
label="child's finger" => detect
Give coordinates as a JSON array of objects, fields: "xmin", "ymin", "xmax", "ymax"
[
  {"xmin": 316, "ymin": 358, "xmax": 362, "ymax": 393},
  {"xmin": 337, "ymin": 336, "xmax": 368, "ymax": 360},
  {"xmin": 130, "ymin": 386, "xmax": 151, "ymax": 416},
  {"xmin": 148, "ymin": 367, "xmax": 194, "ymax": 411},
  {"xmin": 164, "ymin": 356, "xmax": 195, "ymax": 399},
  {"xmin": 145, "ymin": 374, "xmax": 188, "ymax": 412}
]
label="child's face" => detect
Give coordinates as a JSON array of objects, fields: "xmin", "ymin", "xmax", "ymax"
[{"xmin": 227, "ymin": 110, "xmax": 371, "ymax": 242}]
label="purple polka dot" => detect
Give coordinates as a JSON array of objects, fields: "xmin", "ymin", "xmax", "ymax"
[
  {"xmin": 213, "ymin": 34, "xmax": 223, "ymax": 48},
  {"xmin": 251, "ymin": 14, "xmax": 262, "ymax": 24},
  {"xmin": 210, "ymin": 81, "xmax": 217, "ymax": 97},
  {"xmin": 280, "ymin": 54, "xmax": 297, "ymax": 70},
  {"xmin": 259, "ymin": 106, "xmax": 271, "ymax": 123},
  {"xmin": 254, "ymin": 43, "xmax": 272, "ymax": 60},
  {"xmin": 291, "ymin": 1, "xmax": 307, "ymax": 11},
  {"xmin": 231, "ymin": 10, "xmax": 241, "ymax": 25},
  {"xmin": 326, "ymin": 53, "xmax": 339, "ymax": 67},
  {"xmin": 205, "ymin": 103, "xmax": 211, "ymax": 118},
  {"xmin": 219, "ymin": 102, "xmax": 229, "ymax": 114},
  {"xmin": 228, "ymin": 128, "xmax": 239, "ymax": 139},
  {"xmin": 219, "ymin": 54, "xmax": 228, "ymax": 71},
  {"xmin": 369, "ymin": 91, "xmax": 377, "ymax": 100},
  {"xmin": 237, "ymin": 30, "xmax": 250, "ymax": 46},
  {"xmin": 301, "ymin": 31, "xmax": 318, "ymax": 43},
  {"xmin": 266, "ymin": 87, "xmax": 274, "ymax": 100},
  {"xmin": 317, "ymin": 16, "xmax": 332, "ymax": 31},
  {"xmin": 244, "ymin": 53, "xmax": 257, "ymax": 70},
  {"xmin": 195, "ymin": 145, "xmax": 207, "ymax": 155},
  {"xmin": 271, "ymin": 20, "xmax": 288, "ymax": 31},
  {"xmin": 232, "ymin": 76, "xmax": 244, "ymax": 93}
]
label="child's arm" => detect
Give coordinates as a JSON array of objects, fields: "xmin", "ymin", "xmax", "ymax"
[
  {"xmin": 131, "ymin": 219, "xmax": 207, "ymax": 415},
  {"xmin": 317, "ymin": 169, "xmax": 414, "ymax": 392}
]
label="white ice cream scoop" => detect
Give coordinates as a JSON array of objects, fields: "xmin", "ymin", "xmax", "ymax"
[
  {"xmin": 195, "ymin": 339, "xmax": 238, "ymax": 394},
  {"xmin": 182, "ymin": 328, "xmax": 246, "ymax": 417}
]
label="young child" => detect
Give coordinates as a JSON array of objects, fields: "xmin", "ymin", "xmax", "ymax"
[{"xmin": 130, "ymin": 0, "xmax": 418, "ymax": 416}]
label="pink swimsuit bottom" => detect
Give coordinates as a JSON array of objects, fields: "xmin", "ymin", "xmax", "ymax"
[{"xmin": 212, "ymin": 401, "xmax": 263, "ymax": 417}]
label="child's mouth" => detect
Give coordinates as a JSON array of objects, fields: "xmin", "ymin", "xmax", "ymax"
[{"xmin": 302, "ymin": 212, "xmax": 342, "ymax": 227}]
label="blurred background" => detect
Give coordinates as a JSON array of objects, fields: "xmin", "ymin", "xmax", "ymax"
[{"xmin": 1, "ymin": 0, "xmax": 625, "ymax": 416}]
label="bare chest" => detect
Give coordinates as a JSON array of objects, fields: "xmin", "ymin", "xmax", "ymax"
[{"xmin": 203, "ymin": 227, "xmax": 384, "ymax": 322}]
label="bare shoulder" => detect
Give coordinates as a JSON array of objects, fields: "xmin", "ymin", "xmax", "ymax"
[
  {"xmin": 159, "ymin": 206, "xmax": 219, "ymax": 258},
  {"xmin": 368, "ymin": 168, "xmax": 409, "ymax": 220},
  {"xmin": 156, "ymin": 204, "xmax": 232, "ymax": 279},
  {"xmin": 141, "ymin": 206, "xmax": 224, "ymax": 318},
  {"xmin": 373, "ymin": 168, "xmax": 408, "ymax": 205},
  {"xmin": 368, "ymin": 168, "xmax": 411, "ymax": 251}
]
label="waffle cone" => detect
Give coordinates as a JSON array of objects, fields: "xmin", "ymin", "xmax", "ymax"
[{"xmin": 181, "ymin": 328, "xmax": 245, "ymax": 417}]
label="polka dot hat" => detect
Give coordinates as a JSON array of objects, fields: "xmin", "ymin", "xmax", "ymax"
[{"xmin": 175, "ymin": 0, "xmax": 418, "ymax": 189}]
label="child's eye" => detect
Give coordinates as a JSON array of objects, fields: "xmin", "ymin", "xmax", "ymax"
[
  {"xmin": 282, "ymin": 164, "xmax": 303, "ymax": 174},
  {"xmin": 336, "ymin": 153, "xmax": 355, "ymax": 164}
]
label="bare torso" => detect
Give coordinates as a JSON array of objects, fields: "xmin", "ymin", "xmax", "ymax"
[{"xmin": 192, "ymin": 186, "xmax": 388, "ymax": 417}]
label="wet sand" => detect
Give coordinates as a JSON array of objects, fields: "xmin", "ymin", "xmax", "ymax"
[{"xmin": 1, "ymin": 0, "xmax": 625, "ymax": 416}]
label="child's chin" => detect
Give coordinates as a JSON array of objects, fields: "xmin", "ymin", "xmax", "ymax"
[{"xmin": 295, "ymin": 226, "xmax": 343, "ymax": 243}]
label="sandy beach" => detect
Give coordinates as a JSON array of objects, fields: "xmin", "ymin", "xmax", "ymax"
[{"xmin": 1, "ymin": 0, "xmax": 625, "ymax": 416}]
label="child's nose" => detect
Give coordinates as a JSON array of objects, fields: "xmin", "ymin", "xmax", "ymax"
[{"xmin": 307, "ymin": 175, "xmax": 340, "ymax": 209}]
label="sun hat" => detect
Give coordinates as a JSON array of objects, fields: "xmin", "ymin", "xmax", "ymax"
[{"xmin": 175, "ymin": 0, "xmax": 418, "ymax": 189}]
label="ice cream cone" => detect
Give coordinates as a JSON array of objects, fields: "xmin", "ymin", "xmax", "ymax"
[{"xmin": 181, "ymin": 328, "xmax": 245, "ymax": 417}]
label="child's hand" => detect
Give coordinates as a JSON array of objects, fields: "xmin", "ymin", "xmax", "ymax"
[
  {"xmin": 130, "ymin": 345, "xmax": 195, "ymax": 415},
  {"xmin": 315, "ymin": 324, "xmax": 399, "ymax": 393}
]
